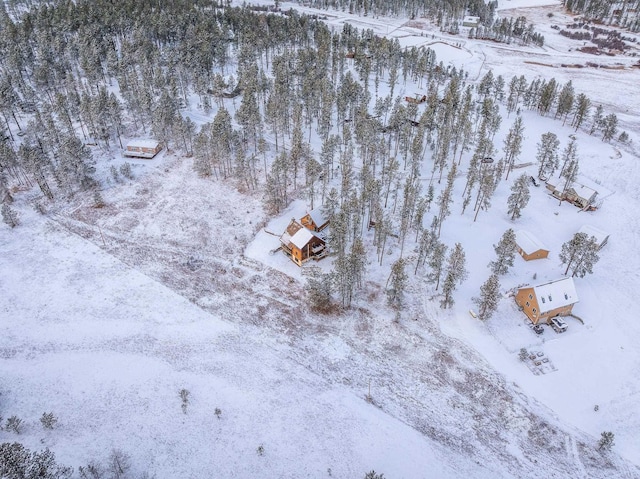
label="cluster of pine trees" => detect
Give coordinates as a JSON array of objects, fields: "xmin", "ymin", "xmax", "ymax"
[
  {"xmin": 0, "ymin": 0, "xmax": 622, "ymax": 311},
  {"xmin": 563, "ymin": 0, "xmax": 640, "ymax": 31}
]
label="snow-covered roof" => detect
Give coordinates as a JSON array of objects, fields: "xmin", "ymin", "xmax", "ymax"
[
  {"xmin": 290, "ymin": 227, "xmax": 315, "ymax": 249},
  {"xmin": 578, "ymin": 225, "xmax": 609, "ymax": 245},
  {"xmin": 515, "ymin": 230, "xmax": 548, "ymax": 254},
  {"xmin": 570, "ymin": 182, "xmax": 598, "ymax": 200},
  {"xmin": 532, "ymin": 278, "xmax": 578, "ymax": 313},
  {"xmin": 308, "ymin": 208, "xmax": 327, "ymax": 228},
  {"xmin": 126, "ymin": 139, "xmax": 160, "ymax": 149}
]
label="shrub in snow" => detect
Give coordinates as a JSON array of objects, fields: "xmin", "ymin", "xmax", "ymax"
[
  {"xmin": 108, "ymin": 449, "xmax": 131, "ymax": 479},
  {"xmin": 78, "ymin": 460, "xmax": 104, "ymax": 479},
  {"xmin": 1, "ymin": 204, "xmax": 19, "ymax": 228},
  {"xmin": 5, "ymin": 416, "xmax": 23, "ymax": 434},
  {"xmin": 179, "ymin": 389, "xmax": 190, "ymax": 414},
  {"xmin": 256, "ymin": 444, "xmax": 265, "ymax": 456},
  {"xmin": 598, "ymin": 431, "xmax": 615, "ymax": 451},
  {"xmin": 40, "ymin": 412, "xmax": 58, "ymax": 430},
  {"xmin": 93, "ymin": 191, "xmax": 106, "ymax": 208},
  {"xmin": 119, "ymin": 162, "xmax": 133, "ymax": 180},
  {"xmin": 214, "ymin": 408, "xmax": 222, "ymax": 419},
  {"xmin": 364, "ymin": 471, "xmax": 385, "ymax": 479},
  {"xmin": 0, "ymin": 442, "xmax": 72, "ymax": 478},
  {"xmin": 110, "ymin": 165, "xmax": 120, "ymax": 182},
  {"xmin": 519, "ymin": 348, "xmax": 528, "ymax": 362}
]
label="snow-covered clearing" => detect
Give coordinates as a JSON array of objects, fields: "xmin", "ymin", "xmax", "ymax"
[{"xmin": 2, "ymin": 0, "xmax": 640, "ymax": 477}]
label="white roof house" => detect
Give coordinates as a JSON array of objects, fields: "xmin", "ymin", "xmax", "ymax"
[
  {"xmin": 515, "ymin": 230, "xmax": 549, "ymax": 260},
  {"xmin": 124, "ymin": 139, "xmax": 162, "ymax": 159},
  {"xmin": 462, "ymin": 15, "xmax": 480, "ymax": 27},
  {"xmin": 290, "ymin": 227, "xmax": 315, "ymax": 250},
  {"xmin": 515, "ymin": 230, "xmax": 547, "ymax": 254},
  {"xmin": 127, "ymin": 139, "xmax": 161, "ymax": 149},
  {"xmin": 533, "ymin": 277, "xmax": 578, "ymax": 314},
  {"xmin": 568, "ymin": 182, "xmax": 598, "ymax": 204},
  {"xmin": 578, "ymin": 225, "xmax": 609, "ymax": 249}
]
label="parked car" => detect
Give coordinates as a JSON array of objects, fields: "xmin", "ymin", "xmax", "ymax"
[{"xmin": 550, "ymin": 316, "xmax": 568, "ymax": 333}]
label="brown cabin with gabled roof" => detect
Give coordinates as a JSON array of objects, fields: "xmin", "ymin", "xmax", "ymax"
[
  {"xmin": 279, "ymin": 219, "xmax": 327, "ymax": 266},
  {"xmin": 300, "ymin": 208, "xmax": 329, "ymax": 232},
  {"xmin": 515, "ymin": 277, "xmax": 578, "ymax": 325}
]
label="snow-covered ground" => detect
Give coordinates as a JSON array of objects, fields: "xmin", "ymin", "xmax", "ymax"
[{"xmin": 2, "ymin": 0, "xmax": 640, "ymax": 477}]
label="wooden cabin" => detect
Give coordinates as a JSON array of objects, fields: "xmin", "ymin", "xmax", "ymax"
[
  {"xmin": 578, "ymin": 225, "xmax": 609, "ymax": 250},
  {"xmin": 565, "ymin": 183, "xmax": 598, "ymax": 209},
  {"xmin": 300, "ymin": 208, "xmax": 329, "ymax": 232},
  {"xmin": 547, "ymin": 181, "xmax": 598, "ymax": 209},
  {"xmin": 279, "ymin": 219, "xmax": 327, "ymax": 266},
  {"xmin": 515, "ymin": 230, "xmax": 549, "ymax": 261},
  {"xmin": 124, "ymin": 139, "xmax": 162, "ymax": 159},
  {"xmin": 462, "ymin": 16, "xmax": 480, "ymax": 27},
  {"xmin": 405, "ymin": 95, "xmax": 427, "ymax": 104},
  {"xmin": 515, "ymin": 278, "xmax": 578, "ymax": 325}
]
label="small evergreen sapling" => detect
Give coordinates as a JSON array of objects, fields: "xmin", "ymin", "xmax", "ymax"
[
  {"xmin": 519, "ymin": 348, "xmax": 528, "ymax": 362},
  {"xmin": 6, "ymin": 415, "xmax": 23, "ymax": 433},
  {"xmin": 1, "ymin": 204, "xmax": 19, "ymax": 228},
  {"xmin": 598, "ymin": 431, "xmax": 615, "ymax": 451},
  {"xmin": 40, "ymin": 412, "xmax": 58, "ymax": 430},
  {"xmin": 179, "ymin": 389, "xmax": 190, "ymax": 414}
]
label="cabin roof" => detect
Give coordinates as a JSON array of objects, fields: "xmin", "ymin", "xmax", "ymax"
[
  {"xmin": 578, "ymin": 225, "xmax": 609, "ymax": 245},
  {"xmin": 515, "ymin": 230, "xmax": 548, "ymax": 254},
  {"xmin": 280, "ymin": 219, "xmax": 323, "ymax": 249},
  {"xmin": 569, "ymin": 182, "xmax": 598, "ymax": 200},
  {"xmin": 530, "ymin": 277, "xmax": 578, "ymax": 313},
  {"xmin": 307, "ymin": 208, "xmax": 327, "ymax": 227},
  {"xmin": 126, "ymin": 139, "xmax": 160, "ymax": 149},
  {"xmin": 290, "ymin": 227, "xmax": 315, "ymax": 249}
]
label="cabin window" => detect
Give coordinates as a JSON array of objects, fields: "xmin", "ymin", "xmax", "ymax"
[
  {"xmin": 564, "ymin": 293, "xmax": 568, "ymax": 300},
  {"xmin": 526, "ymin": 301, "xmax": 530, "ymax": 307},
  {"xmin": 529, "ymin": 294, "xmax": 533, "ymax": 300},
  {"xmin": 548, "ymin": 295, "xmax": 552, "ymax": 301},
  {"xmin": 541, "ymin": 297, "xmax": 545, "ymax": 304},
  {"xmin": 532, "ymin": 308, "xmax": 537, "ymax": 314}
]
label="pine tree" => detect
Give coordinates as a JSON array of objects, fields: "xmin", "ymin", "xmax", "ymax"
[
  {"xmin": 598, "ymin": 431, "xmax": 615, "ymax": 451},
  {"xmin": 559, "ymin": 156, "xmax": 579, "ymax": 206},
  {"xmin": 503, "ymin": 114, "xmax": 524, "ymax": 180},
  {"xmin": 440, "ymin": 243, "xmax": 468, "ymax": 309},
  {"xmin": 489, "ymin": 229, "xmax": 516, "ymax": 275},
  {"xmin": 304, "ymin": 265, "xmax": 333, "ymax": 312},
  {"xmin": 601, "ymin": 113, "xmax": 618, "ymax": 142},
  {"xmin": 571, "ymin": 93, "xmax": 591, "ymax": 132},
  {"xmin": 473, "ymin": 274, "xmax": 501, "ymax": 320},
  {"xmin": 560, "ymin": 232, "xmax": 600, "ymax": 277},
  {"xmin": 387, "ymin": 258, "xmax": 408, "ymax": 309},
  {"xmin": 535, "ymin": 132, "xmax": 559, "ymax": 179},
  {"xmin": 1, "ymin": 203, "xmax": 19, "ymax": 227},
  {"xmin": 427, "ymin": 239, "xmax": 447, "ymax": 290},
  {"xmin": 589, "ymin": 105, "xmax": 604, "ymax": 136},
  {"xmin": 435, "ymin": 163, "xmax": 456, "ymax": 237},
  {"xmin": 555, "ymin": 81, "xmax": 574, "ymax": 124}
]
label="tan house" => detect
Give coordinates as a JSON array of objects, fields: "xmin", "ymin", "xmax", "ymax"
[
  {"xmin": 279, "ymin": 219, "xmax": 327, "ymax": 266},
  {"xmin": 515, "ymin": 230, "xmax": 549, "ymax": 261},
  {"xmin": 124, "ymin": 139, "xmax": 162, "ymax": 159},
  {"xmin": 578, "ymin": 225, "xmax": 609, "ymax": 250},
  {"xmin": 462, "ymin": 15, "xmax": 480, "ymax": 27},
  {"xmin": 515, "ymin": 277, "xmax": 578, "ymax": 325},
  {"xmin": 547, "ymin": 181, "xmax": 598, "ymax": 209},
  {"xmin": 300, "ymin": 208, "xmax": 329, "ymax": 232}
]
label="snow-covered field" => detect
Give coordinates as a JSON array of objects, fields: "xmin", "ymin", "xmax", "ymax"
[{"xmin": 2, "ymin": 0, "xmax": 640, "ymax": 477}]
